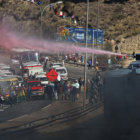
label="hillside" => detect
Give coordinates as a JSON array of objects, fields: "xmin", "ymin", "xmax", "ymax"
[{"xmin": 0, "ymin": 0, "xmax": 139, "ymax": 50}]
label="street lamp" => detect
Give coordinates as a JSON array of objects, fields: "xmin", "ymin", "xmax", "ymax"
[
  {"xmin": 35, "ymin": 1, "xmax": 63, "ymax": 38},
  {"xmin": 83, "ymin": 0, "xmax": 89, "ymax": 109}
]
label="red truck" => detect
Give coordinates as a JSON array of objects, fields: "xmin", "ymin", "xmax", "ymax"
[{"xmin": 26, "ymin": 80, "xmax": 45, "ymax": 99}]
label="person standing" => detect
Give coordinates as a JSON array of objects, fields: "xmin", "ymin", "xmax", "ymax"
[
  {"xmin": 71, "ymin": 80, "xmax": 79, "ymax": 102},
  {"xmin": 80, "ymin": 56, "xmax": 84, "ymax": 63},
  {"xmin": 88, "ymin": 59, "xmax": 92, "ymax": 69},
  {"xmin": 58, "ymin": 83, "xmax": 63, "ymax": 100},
  {"xmin": 63, "ymin": 81, "xmax": 70, "ymax": 100},
  {"xmin": 71, "ymin": 15, "xmax": 75, "ymax": 23},
  {"xmin": 86, "ymin": 79, "xmax": 91, "ymax": 99},
  {"xmin": 71, "ymin": 86, "xmax": 76, "ymax": 102},
  {"xmin": 132, "ymin": 51, "xmax": 135, "ymax": 58},
  {"xmin": 89, "ymin": 75, "xmax": 98, "ymax": 104},
  {"xmin": 98, "ymin": 77, "xmax": 103, "ymax": 101},
  {"xmin": 43, "ymin": 60, "xmax": 47, "ymax": 71},
  {"xmin": 49, "ymin": 4, "xmax": 53, "ymax": 11},
  {"xmin": 27, "ymin": 85, "xmax": 32, "ymax": 100},
  {"xmin": 0, "ymin": 95, "xmax": 4, "ymax": 110},
  {"xmin": 78, "ymin": 77, "xmax": 83, "ymax": 93},
  {"xmin": 115, "ymin": 45, "xmax": 118, "ymax": 53},
  {"xmin": 9, "ymin": 89, "xmax": 15, "ymax": 107},
  {"xmin": 107, "ymin": 58, "xmax": 111, "ymax": 69},
  {"xmin": 54, "ymin": 81, "xmax": 59, "ymax": 100}
]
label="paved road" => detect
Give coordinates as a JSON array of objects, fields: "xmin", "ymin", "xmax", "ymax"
[
  {"xmin": 0, "ymin": 100, "xmax": 51, "ymax": 122},
  {"xmin": 66, "ymin": 64, "xmax": 94, "ymax": 80},
  {"xmin": 1, "ymin": 107, "xmax": 139, "ymax": 140}
]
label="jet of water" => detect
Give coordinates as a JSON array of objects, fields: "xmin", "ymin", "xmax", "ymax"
[{"xmin": 0, "ymin": 26, "xmax": 124, "ymax": 56}]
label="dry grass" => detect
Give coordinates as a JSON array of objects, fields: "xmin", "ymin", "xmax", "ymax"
[{"xmin": 0, "ymin": 0, "xmax": 139, "ymax": 40}]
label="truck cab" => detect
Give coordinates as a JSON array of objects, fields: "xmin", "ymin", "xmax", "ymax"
[
  {"xmin": 35, "ymin": 72, "xmax": 48, "ymax": 87},
  {"xmin": 26, "ymin": 80, "xmax": 44, "ymax": 99}
]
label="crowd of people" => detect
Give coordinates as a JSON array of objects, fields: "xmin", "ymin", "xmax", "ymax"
[
  {"xmin": 43, "ymin": 69, "xmax": 103, "ymax": 104},
  {"xmin": 45, "ymin": 79, "xmax": 81, "ymax": 102}
]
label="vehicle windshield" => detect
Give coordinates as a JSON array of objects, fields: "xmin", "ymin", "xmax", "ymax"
[
  {"xmin": 17, "ymin": 77, "xmax": 23, "ymax": 82},
  {"xmin": 0, "ymin": 81, "xmax": 11, "ymax": 94},
  {"xmin": 40, "ymin": 77, "xmax": 48, "ymax": 81},
  {"xmin": 129, "ymin": 63, "xmax": 140, "ymax": 68},
  {"xmin": 56, "ymin": 69, "xmax": 66, "ymax": 74},
  {"xmin": 51, "ymin": 63, "xmax": 63, "ymax": 67},
  {"xmin": 11, "ymin": 54, "xmax": 19, "ymax": 60},
  {"xmin": 28, "ymin": 82, "xmax": 41, "ymax": 87},
  {"xmin": 1, "ymin": 68, "xmax": 10, "ymax": 71},
  {"xmin": 54, "ymin": 64, "xmax": 63, "ymax": 66},
  {"xmin": 21, "ymin": 52, "xmax": 38, "ymax": 63}
]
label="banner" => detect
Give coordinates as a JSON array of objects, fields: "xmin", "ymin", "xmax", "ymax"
[{"xmin": 56, "ymin": 27, "xmax": 103, "ymax": 45}]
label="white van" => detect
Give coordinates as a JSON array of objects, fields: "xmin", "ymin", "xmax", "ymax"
[{"xmin": 54, "ymin": 67, "xmax": 68, "ymax": 81}]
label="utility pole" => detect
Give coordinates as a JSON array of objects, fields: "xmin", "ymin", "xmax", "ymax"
[
  {"xmin": 83, "ymin": 0, "xmax": 89, "ymax": 109},
  {"xmin": 96, "ymin": 0, "xmax": 100, "ymax": 48},
  {"xmin": 95, "ymin": 0, "xmax": 100, "ymax": 66},
  {"xmin": 92, "ymin": 30, "xmax": 95, "ymax": 66}
]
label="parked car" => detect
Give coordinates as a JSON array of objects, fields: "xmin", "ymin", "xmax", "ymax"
[
  {"xmin": 54, "ymin": 66, "xmax": 68, "ymax": 81},
  {"xmin": 50, "ymin": 62, "xmax": 64, "ymax": 69}
]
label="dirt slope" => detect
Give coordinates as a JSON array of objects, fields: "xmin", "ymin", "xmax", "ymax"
[{"xmin": 0, "ymin": 0, "xmax": 139, "ymax": 43}]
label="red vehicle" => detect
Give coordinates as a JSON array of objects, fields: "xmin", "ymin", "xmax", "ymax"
[{"xmin": 26, "ymin": 80, "xmax": 44, "ymax": 99}]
